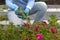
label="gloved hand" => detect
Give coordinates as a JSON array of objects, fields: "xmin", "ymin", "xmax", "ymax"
[
  {"xmin": 15, "ymin": 7, "xmax": 29, "ymax": 19},
  {"xmin": 22, "ymin": 13, "xmax": 28, "ymax": 19},
  {"xmin": 18, "ymin": 12, "xmax": 28, "ymax": 19},
  {"xmin": 15, "ymin": 8, "xmax": 26, "ymax": 19},
  {"xmin": 22, "ymin": 8, "xmax": 30, "ymax": 19},
  {"xmin": 15, "ymin": 7, "xmax": 23, "ymax": 16},
  {"xmin": 9, "ymin": 4, "xmax": 18, "ymax": 11},
  {"xmin": 24, "ymin": 8, "xmax": 30, "ymax": 14},
  {"xmin": 16, "ymin": 13, "xmax": 28, "ymax": 19}
]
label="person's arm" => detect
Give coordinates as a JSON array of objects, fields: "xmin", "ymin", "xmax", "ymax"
[
  {"xmin": 5, "ymin": 0, "xmax": 18, "ymax": 11},
  {"xmin": 24, "ymin": 0, "xmax": 35, "ymax": 14},
  {"xmin": 26, "ymin": 0, "xmax": 35, "ymax": 10}
]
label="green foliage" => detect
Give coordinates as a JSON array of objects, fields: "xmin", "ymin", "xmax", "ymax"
[
  {"xmin": 48, "ymin": 14, "xmax": 59, "ymax": 29},
  {"xmin": 0, "ymin": 14, "xmax": 60, "ymax": 40},
  {"xmin": 0, "ymin": 14, "xmax": 8, "ymax": 21},
  {"xmin": 18, "ymin": 7, "xmax": 30, "ymax": 19},
  {"xmin": 2, "ymin": 5, "xmax": 8, "ymax": 10},
  {"xmin": 0, "ymin": 5, "xmax": 8, "ymax": 11},
  {"xmin": 48, "ymin": 14, "xmax": 57, "ymax": 25}
]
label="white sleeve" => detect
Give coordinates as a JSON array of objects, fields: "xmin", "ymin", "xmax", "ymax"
[{"xmin": 26, "ymin": 0, "xmax": 35, "ymax": 10}]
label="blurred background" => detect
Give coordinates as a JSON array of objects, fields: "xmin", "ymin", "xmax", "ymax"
[{"xmin": 0, "ymin": 0, "xmax": 60, "ymax": 5}]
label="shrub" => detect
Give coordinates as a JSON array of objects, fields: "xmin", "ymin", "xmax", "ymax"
[{"xmin": 0, "ymin": 14, "xmax": 60, "ymax": 40}]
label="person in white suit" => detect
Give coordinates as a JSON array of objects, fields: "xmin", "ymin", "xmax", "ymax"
[{"xmin": 5, "ymin": 0, "xmax": 47, "ymax": 25}]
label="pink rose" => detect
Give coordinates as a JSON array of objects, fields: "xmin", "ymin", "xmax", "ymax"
[
  {"xmin": 35, "ymin": 33, "xmax": 43, "ymax": 40},
  {"xmin": 42, "ymin": 20, "xmax": 48, "ymax": 25},
  {"xmin": 51, "ymin": 27, "xmax": 57, "ymax": 34},
  {"xmin": 33, "ymin": 25, "xmax": 40, "ymax": 32},
  {"xmin": 24, "ymin": 23, "xmax": 30, "ymax": 28},
  {"xmin": 33, "ymin": 27, "xmax": 38, "ymax": 32}
]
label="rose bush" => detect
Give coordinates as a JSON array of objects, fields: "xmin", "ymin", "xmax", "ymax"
[{"xmin": 0, "ymin": 14, "xmax": 60, "ymax": 40}]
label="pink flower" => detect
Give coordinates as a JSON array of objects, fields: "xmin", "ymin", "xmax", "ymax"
[
  {"xmin": 35, "ymin": 33, "xmax": 43, "ymax": 40},
  {"xmin": 24, "ymin": 23, "xmax": 30, "ymax": 28},
  {"xmin": 42, "ymin": 20, "xmax": 48, "ymax": 25},
  {"xmin": 33, "ymin": 27, "xmax": 38, "ymax": 32},
  {"xmin": 33, "ymin": 25, "xmax": 40, "ymax": 32},
  {"xmin": 51, "ymin": 27, "xmax": 57, "ymax": 34}
]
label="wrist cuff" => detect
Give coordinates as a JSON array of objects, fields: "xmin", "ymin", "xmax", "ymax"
[{"xmin": 26, "ymin": 6, "xmax": 31, "ymax": 10}]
